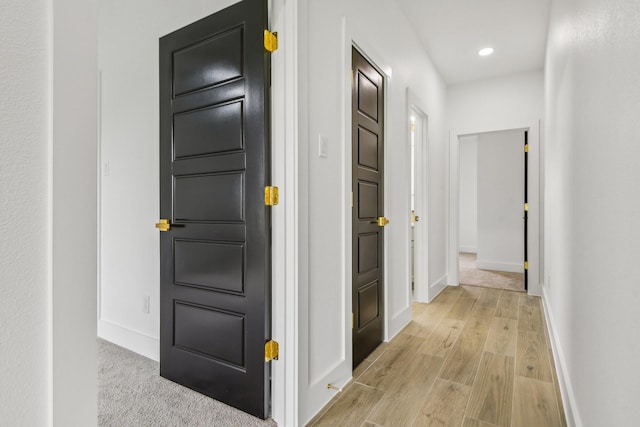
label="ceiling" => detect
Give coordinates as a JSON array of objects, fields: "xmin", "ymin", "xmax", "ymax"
[{"xmin": 394, "ymin": 0, "xmax": 551, "ymax": 85}]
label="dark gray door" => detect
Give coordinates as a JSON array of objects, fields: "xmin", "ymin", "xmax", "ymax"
[
  {"xmin": 352, "ymin": 48, "xmax": 386, "ymax": 368},
  {"xmin": 158, "ymin": 0, "xmax": 271, "ymax": 418}
]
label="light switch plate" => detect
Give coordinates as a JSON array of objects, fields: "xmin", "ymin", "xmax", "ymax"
[{"xmin": 319, "ymin": 134, "xmax": 328, "ymax": 158}]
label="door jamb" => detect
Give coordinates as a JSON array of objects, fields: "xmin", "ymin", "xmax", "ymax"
[
  {"xmin": 269, "ymin": 0, "xmax": 299, "ymax": 424},
  {"xmin": 406, "ymin": 91, "xmax": 431, "ymax": 303}
]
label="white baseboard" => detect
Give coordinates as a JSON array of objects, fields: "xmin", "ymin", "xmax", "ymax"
[
  {"xmin": 98, "ymin": 319, "xmax": 159, "ymax": 362},
  {"xmin": 429, "ymin": 274, "xmax": 448, "ymax": 302},
  {"xmin": 459, "ymin": 246, "xmax": 477, "ymax": 254},
  {"xmin": 388, "ymin": 306, "xmax": 412, "ymax": 340},
  {"xmin": 475, "ymin": 259, "xmax": 522, "ymax": 273},
  {"xmin": 541, "ymin": 288, "xmax": 581, "ymax": 427}
]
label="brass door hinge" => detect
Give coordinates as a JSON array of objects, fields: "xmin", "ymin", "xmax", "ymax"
[
  {"xmin": 524, "ymin": 261, "xmax": 529, "ymax": 270},
  {"xmin": 265, "ymin": 340, "xmax": 279, "ymax": 362},
  {"xmin": 265, "ymin": 186, "xmax": 279, "ymax": 206},
  {"xmin": 264, "ymin": 30, "xmax": 278, "ymax": 52},
  {"xmin": 524, "ymin": 144, "xmax": 529, "ymax": 153},
  {"xmin": 524, "ymin": 203, "xmax": 529, "ymax": 212},
  {"xmin": 155, "ymin": 219, "xmax": 170, "ymax": 232}
]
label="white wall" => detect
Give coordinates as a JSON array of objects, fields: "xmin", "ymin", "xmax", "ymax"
[
  {"xmin": 52, "ymin": 0, "xmax": 99, "ymax": 424},
  {"xmin": 0, "ymin": 1, "xmax": 51, "ymax": 424},
  {"xmin": 448, "ymin": 70, "xmax": 544, "ymax": 133},
  {"xmin": 98, "ymin": 0, "xmax": 238, "ymax": 360},
  {"xmin": 476, "ymin": 130, "xmax": 524, "ymax": 272},
  {"xmin": 1, "ymin": 0, "xmax": 98, "ymax": 425},
  {"xmin": 447, "ymin": 70, "xmax": 543, "ymax": 294},
  {"xmin": 459, "ymin": 136, "xmax": 478, "ymax": 253},
  {"xmin": 544, "ymin": 0, "xmax": 640, "ymax": 425},
  {"xmin": 298, "ymin": 1, "xmax": 448, "ymax": 423}
]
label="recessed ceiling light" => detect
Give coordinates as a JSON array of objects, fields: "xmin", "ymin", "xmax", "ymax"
[{"xmin": 478, "ymin": 47, "xmax": 494, "ymax": 56}]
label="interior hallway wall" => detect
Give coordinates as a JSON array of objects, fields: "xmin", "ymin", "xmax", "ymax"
[
  {"xmin": 544, "ymin": 0, "xmax": 640, "ymax": 425},
  {"xmin": 447, "ymin": 69, "xmax": 543, "ymax": 294},
  {"xmin": 0, "ymin": 1, "xmax": 51, "ymax": 423},
  {"xmin": 298, "ymin": 0, "xmax": 448, "ymax": 423}
]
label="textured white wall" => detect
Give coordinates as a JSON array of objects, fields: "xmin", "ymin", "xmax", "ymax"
[
  {"xmin": 459, "ymin": 136, "xmax": 478, "ymax": 252},
  {"xmin": 299, "ymin": 0, "xmax": 448, "ymax": 423},
  {"xmin": 0, "ymin": 0, "xmax": 98, "ymax": 425},
  {"xmin": 98, "ymin": 0, "xmax": 237, "ymax": 360},
  {"xmin": 476, "ymin": 130, "xmax": 524, "ymax": 272},
  {"xmin": 0, "ymin": 0, "xmax": 51, "ymax": 424},
  {"xmin": 544, "ymin": 0, "xmax": 640, "ymax": 425}
]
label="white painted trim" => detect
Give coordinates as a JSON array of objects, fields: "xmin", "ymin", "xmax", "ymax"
[
  {"xmin": 46, "ymin": 0, "xmax": 54, "ymax": 422},
  {"xmin": 52, "ymin": 0, "xmax": 98, "ymax": 424},
  {"xmin": 448, "ymin": 125, "xmax": 541, "ymax": 296},
  {"xmin": 98, "ymin": 320, "xmax": 159, "ymax": 361},
  {"xmin": 269, "ymin": 0, "xmax": 299, "ymax": 424},
  {"xmin": 407, "ymin": 90, "xmax": 430, "ymax": 304},
  {"xmin": 387, "ymin": 304, "xmax": 412, "ymax": 341},
  {"xmin": 429, "ymin": 273, "xmax": 448, "ymax": 301},
  {"xmin": 542, "ymin": 288, "xmax": 581, "ymax": 427},
  {"xmin": 459, "ymin": 246, "xmax": 477, "ymax": 253},
  {"xmin": 475, "ymin": 260, "xmax": 523, "ymax": 274}
]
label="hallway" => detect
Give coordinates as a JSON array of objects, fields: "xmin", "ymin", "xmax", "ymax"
[{"xmin": 308, "ymin": 286, "xmax": 565, "ymax": 426}]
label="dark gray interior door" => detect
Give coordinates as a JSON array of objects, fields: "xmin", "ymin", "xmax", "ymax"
[
  {"xmin": 158, "ymin": 0, "xmax": 271, "ymax": 418},
  {"xmin": 352, "ymin": 47, "xmax": 386, "ymax": 368}
]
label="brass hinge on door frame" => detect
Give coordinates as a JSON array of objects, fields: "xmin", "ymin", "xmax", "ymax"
[
  {"xmin": 524, "ymin": 144, "xmax": 529, "ymax": 153},
  {"xmin": 524, "ymin": 203, "xmax": 529, "ymax": 212},
  {"xmin": 524, "ymin": 261, "xmax": 529, "ymax": 270},
  {"xmin": 265, "ymin": 186, "xmax": 279, "ymax": 206},
  {"xmin": 264, "ymin": 30, "xmax": 278, "ymax": 52},
  {"xmin": 265, "ymin": 340, "xmax": 279, "ymax": 362}
]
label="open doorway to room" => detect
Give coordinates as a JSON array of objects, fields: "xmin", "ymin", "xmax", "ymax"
[
  {"xmin": 457, "ymin": 129, "xmax": 526, "ymax": 292},
  {"xmin": 408, "ymin": 99, "xmax": 431, "ymax": 303}
]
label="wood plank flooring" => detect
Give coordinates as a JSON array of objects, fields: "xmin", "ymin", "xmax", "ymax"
[{"xmin": 307, "ymin": 286, "xmax": 566, "ymax": 427}]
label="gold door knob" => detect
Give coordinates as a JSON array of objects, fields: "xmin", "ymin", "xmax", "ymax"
[
  {"xmin": 155, "ymin": 219, "xmax": 170, "ymax": 232},
  {"xmin": 377, "ymin": 217, "xmax": 390, "ymax": 227}
]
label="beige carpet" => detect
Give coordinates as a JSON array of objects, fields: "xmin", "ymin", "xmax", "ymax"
[
  {"xmin": 458, "ymin": 252, "xmax": 524, "ymax": 292},
  {"xmin": 98, "ymin": 339, "xmax": 276, "ymax": 427}
]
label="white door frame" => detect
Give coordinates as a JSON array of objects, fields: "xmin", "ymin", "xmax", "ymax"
[
  {"xmin": 406, "ymin": 91, "xmax": 433, "ymax": 303},
  {"xmin": 269, "ymin": 0, "xmax": 300, "ymax": 425},
  {"xmin": 448, "ymin": 123, "xmax": 541, "ymax": 296}
]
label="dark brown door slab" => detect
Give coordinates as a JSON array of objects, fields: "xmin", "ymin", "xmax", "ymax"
[
  {"xmin": 352, "ymin": 48, "xmax": 385, "ymax": 368},
  {"xmin": 159, "ymin": 0, "xmax": 271, "ymax": 418}
]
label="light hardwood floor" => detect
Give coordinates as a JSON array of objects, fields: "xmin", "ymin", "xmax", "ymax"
[{"xmin": 307, "ymin": 286, "xmax": 566, "ymax": 427}]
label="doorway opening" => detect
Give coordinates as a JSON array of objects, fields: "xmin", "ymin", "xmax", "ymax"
[
  {"xmin": 407, "ymin": 99, "xmax": 432, "ymax": 303},
  {"xmin": 457, "ymin": 129, "xmax": 527, "ymax": 292}
]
